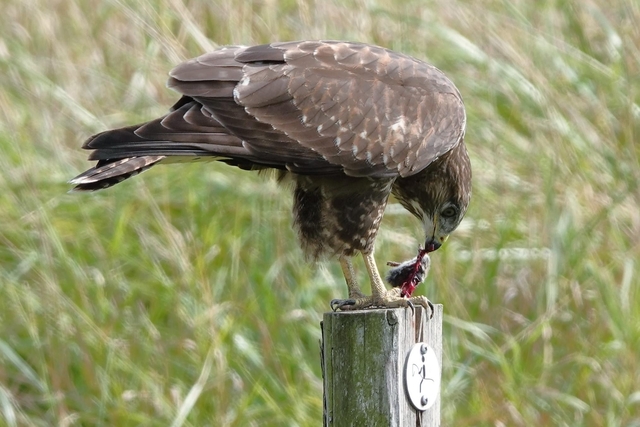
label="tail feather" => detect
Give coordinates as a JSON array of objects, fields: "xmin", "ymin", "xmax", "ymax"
[
  {"xmin": 71, "ymin": 99, "xmax": 253, "ymax": 191},
  {"xmin": 69, "ymin": 156, "xmax": 165, "ymax": 191},
  {"xmin": 70, "ymin": 59, "xmax": 344, "ymax": 192}
]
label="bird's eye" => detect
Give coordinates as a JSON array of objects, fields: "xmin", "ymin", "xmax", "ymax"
[{"xmin": 441, "ymin": 206, "xmax": 458, "ymax": 218}]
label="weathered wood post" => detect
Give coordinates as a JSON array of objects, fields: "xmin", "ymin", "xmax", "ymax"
[{"xmin": 321, "ymin": 305, "xmax": 443, "ymax": 426}]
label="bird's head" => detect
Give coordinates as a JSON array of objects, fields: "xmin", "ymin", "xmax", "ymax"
[
  {"xmin": 421, "ymin": 197, "xmax": 467, "ymax": 252},
  {"xmin": 392, "ymin": 141, "xmax": 471, "ymax": 253},
  {"xmin": 398, "ymin": 178, "xmax": 469, "ymax": 253},
  {"xmin": 393, "ymin": 186, "xmax": 469, "ymax": 253}
]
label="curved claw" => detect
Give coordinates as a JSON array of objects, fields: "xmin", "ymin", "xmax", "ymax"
[
  {"xmin": 406, "ymin": 299, "xmax": 415, "ymax": 315},
  {"xmin": 405, "ymin": 295, "xmax": 434, "ymax": 319},
  {"xmin": 330, "ymin": 298, "xmax": 356, "ymax": 312}
]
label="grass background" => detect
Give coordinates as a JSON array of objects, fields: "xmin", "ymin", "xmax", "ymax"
[{"xmin": 1, "ymin": 0, "xmax": 639, "ymax": 425}]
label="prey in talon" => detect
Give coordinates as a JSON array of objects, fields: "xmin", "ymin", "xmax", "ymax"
[
  {"xmin": 386, "ymin": 247, "xmax": 434, "ymax": 315},
  {"xmin": 386, "ymin": 247, "xmax": 430, "ymax": 297}
]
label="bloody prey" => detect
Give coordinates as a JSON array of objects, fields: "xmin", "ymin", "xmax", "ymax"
[{"xmin": 385, "ymin": 247, "xmax": 431, "ymax": 297}]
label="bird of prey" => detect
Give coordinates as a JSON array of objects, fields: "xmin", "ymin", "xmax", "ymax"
[{"xmin": 70, "ymin": 40, "xmax": 471, "ymax": 311}]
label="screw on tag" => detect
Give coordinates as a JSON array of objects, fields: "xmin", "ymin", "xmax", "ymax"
[{"xmin": 404, "ymin": 342, "xmax": 440, "ymax": 411}]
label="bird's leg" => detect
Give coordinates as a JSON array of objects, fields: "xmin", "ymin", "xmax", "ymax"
[
  {"xmin": 330, "ymin": 256, "xmax": 366, "ymax": 311},
  {"xmin": 362, "ymin": 251, "xmax": 387, "ymax": 300},
  {"xmin": 340, "ymin": 256, "xmax": 365, "ymax": 299}
]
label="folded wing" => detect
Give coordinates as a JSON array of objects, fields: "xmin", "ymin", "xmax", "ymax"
[{"xmin": 71, "ymin": 41, "xmax": 465, "ymax": 190}]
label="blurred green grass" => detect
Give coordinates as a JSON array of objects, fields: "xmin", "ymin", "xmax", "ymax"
[{"xmin": 1, "ymin": 0, "xmax": 639, "ymax": 425}]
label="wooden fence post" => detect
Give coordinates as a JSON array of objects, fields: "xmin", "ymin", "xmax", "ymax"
[{"xmin": 321, "ymin": 305, "xmax": 443, "ymax": 427}]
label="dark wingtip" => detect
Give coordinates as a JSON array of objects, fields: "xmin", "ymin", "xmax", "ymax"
[{"xmin": 69, "ymin": 155, "xmax": 164, "ymax": 192}]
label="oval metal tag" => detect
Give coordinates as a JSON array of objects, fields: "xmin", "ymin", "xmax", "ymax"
[{"xmin": 404, "ymin": 343, "xmax": 440, "ymax": 411}]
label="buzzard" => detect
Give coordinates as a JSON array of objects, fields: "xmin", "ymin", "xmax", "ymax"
[{"xmin": 70, "ymin": 40, "xmax": 471, "ymax": 311}]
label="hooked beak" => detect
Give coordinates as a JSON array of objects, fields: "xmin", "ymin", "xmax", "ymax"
[
  {"xmin": 424, "ymin": 212, "xmax": 450, "ymax": 253},
  {"xmin": 425, "ymin": 213, "xmax": 443, "ymax": 252},
  {"xmin": 424, "ymin": 239, "xmax": 441, "ymax": 253}
]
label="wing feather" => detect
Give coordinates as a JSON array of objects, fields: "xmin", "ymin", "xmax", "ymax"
[{"xmin": 77, "ymin": 40, "xmax": 465, "ymax": 183}]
